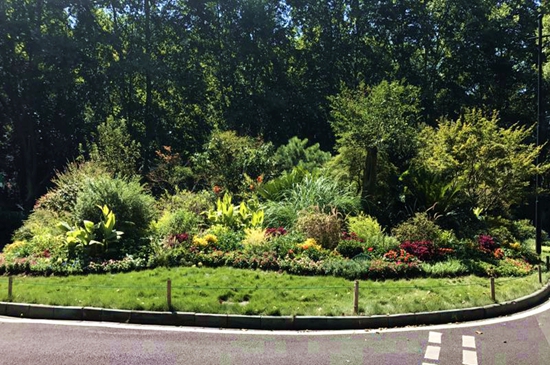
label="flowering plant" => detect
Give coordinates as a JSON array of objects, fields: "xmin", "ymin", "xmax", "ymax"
[
  {"xmin": 298, "ymin": 238, "xmax": 322, "ymax": 251},
  {"xmin": 478, "ymin": 234, "xmax": 498, "ymax": 253},
  {"xmin": 341, "ymin": 231, "xmax": 365, "ymax": 242},
  {"xmin": 399, "ymin": 241, "xmax": 455, "ymax": 262},
  {"xmin": 265, "ymin": 227, "xmax": 287, "ymax": 238},
  {"xmin": 192, "ymin": 233, "xmax": 218, "ymax": 249}
]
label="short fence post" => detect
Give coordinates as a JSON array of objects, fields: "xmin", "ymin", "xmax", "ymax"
[
  {"xmin": 8, "ymin": 276, "xmax": 13, "ymax": 301},
  {"xmin": 539, "ymin": 263, "xmax": 543, "ymax": 284},
  {"xmin": 546, "ymin": 256, "xmax": 549, "ymax": 272},
  {"xmin": 353, "ymin": 280, "xmax": 359, "ymax": 315},
  {"xmin": 167, "ymin": 279, "xmax": 172, "ymax": 310},
  {"xmin": 490, "ymin": 277, "xmax": 495, "ymax": 302}
]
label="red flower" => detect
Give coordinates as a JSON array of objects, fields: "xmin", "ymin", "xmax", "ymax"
[{"xmin": 367, "ymin": 247, "xmax": 374, "ymax": 252}]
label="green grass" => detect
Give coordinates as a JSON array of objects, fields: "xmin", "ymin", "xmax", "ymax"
[{"xmin": 1, "ymin": 267, "xmax": 549, "ymax": 316}]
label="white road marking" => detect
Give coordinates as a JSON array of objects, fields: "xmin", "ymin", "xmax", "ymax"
[
  {"xmin": 462, "ymin": 335, "xmax": 476, "ymax": 349},
  {"xmin": 424, "ymin": 345, "xmax": 441, "ymax": 361},
  {"xmin": 428, "ymin": 331, "xmax": 442, "ymax": 344},
  {"xmin": 463, "ymin": 349, "xmax": 478, "ymax": 365}
]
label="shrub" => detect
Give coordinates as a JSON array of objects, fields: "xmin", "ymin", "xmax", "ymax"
[
  {"xmin": 368, "ymin": 259, "xmax": 421, "ymax": 279},
  {"xmin": 391, "ymin": 213, "xmax": 445, "ymax": 244},
  {"xmin": 477, "ymin": 234, "xmax": 498, "ymax": 252},
  {"xmin": 191, "ymin": 130, "xmax": 275, "ymax": 196},
  {"xmin": 399, "ymin": 241, "xmax": 454, "ymax": 262},
  {"xmin": 12, "ymin": 209, "xmax": 66, "ymax": 242},
  {"xmin": 73, "ymin": 175, "xmax": 156, "ymax": 252},
  {"xmin": 156, "ymin": 189, "xmax": 212, "ymax": 216},
  {"xmin": 420, "ymin": 259, "xmax": 469, "ymax": 277},
  {"xmin": 262, "ymin": 172, "xmax": 360, "ymax": 227},
  {"xmin": 273, "ymin": 136, "xmax": 331, "ymax": 173},
  {"xmin": 89, "ymin": 116, "xmax": 141, "ymax": 178},
  {"xmin": 494, "ymin": 258, "xmax": 533, "ymax": 276},
  {"xmin": 347, "ymin": 214, "xmax": 384, "ymax": 242},
  {"xmin": 205, "ymin": 193, "xmax": 264, "ymax": 230},
  {"xmin": 207, "ymin": 225, "xmax": 244, "ymax": 252},
  {"xmin": 295, "ymin": 209, "xmax": 342, "ymax": 250},
  {"xmin": 320, "ymin": 257, "xmax": 369, "ymax": 280},
  {"xmin": 265, "ymin": 227, "xmax": 287, "ymax": 238},
  {"xmin": 367, "ymin": 234, "xmax": 400, "ymax": 255},
  {"xmin": 511, "ymin": 219, "xmax": 536, "ymax": 242},
  {"xmin": 242, "ymin": 228, "xmax": 267, "ymax": 247},
  {"xmin": 335, "ymin": 239, "xmax": 365, "ymax": 258},
  {"xmin": 33, "ymin": 161, "xmax": 110, "ymax": 214},
  {"xmin": 268, "ymin": 230, "xmax": 305, "ymax": 257},
  {"xmin": 153, "ymin": 209, "xmax": 201, "ymax": 238}
]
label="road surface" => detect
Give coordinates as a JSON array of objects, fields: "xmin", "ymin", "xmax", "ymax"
[{"xmin": 2, "ymin": 300, "xmax": 550, "ymax": 364}]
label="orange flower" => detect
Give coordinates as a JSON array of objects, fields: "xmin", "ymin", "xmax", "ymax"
[
  {"xmin": 213, "ymin": 185, "xmax": 222, "ymax": 194},
  {"xmin": 249, "ymin": 184, "xmax": 255, "ymax": 190},
  {"xmin": 256, "ymin": 175, "xmax": 263, "ymax": 183}
]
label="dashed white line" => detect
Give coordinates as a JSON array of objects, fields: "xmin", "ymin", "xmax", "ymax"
[
  {"xmin": 463, "ymin": 349, "xmax": 478, "ymax": 365},
  {"xmin": 425, "ymin": 345, "xmax": 441, "ymax": 361},
  {"xmin": 428, "ymin": 331, "xmax": 442, "ymax": 344},
  {"xmin": 462, "ymin": 335, "xmax": 476, "ymax": 349}
]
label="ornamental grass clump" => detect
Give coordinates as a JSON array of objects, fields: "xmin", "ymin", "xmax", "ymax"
[{"xmin": 295, "ymin": 208, "xmax": 341, "ymax": 250}]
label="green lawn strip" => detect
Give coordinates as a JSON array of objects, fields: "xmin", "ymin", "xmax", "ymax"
[{"xmin": 1, "ymin": 267, "xmax": 548, "ymax": 316}]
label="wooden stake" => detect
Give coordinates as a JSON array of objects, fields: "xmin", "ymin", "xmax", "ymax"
[
  {"xmin": 539, "ymin": 264, "xmax": 542, "ymax": 284},
  {"xmin": 546, "ymin": 256, "xmax": 549, "ymax": 272},
  {"xmin": 490, "ymin": 277, "xmax": 495, "ymax": 302},
  {"xmin": 353, "ymin": 280, "xmax": 359, "ymax": 315},
  {"xmin": 167, "ymin": 279, "xmax": 172, "ymax": 310},
  {"xmin": 8, "ymin": 276, "xmax": 13, "ymax": 301}
]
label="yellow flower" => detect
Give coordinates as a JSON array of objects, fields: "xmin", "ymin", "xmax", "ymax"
[
  {"xmin": 192, "ymin": 236, "xmax": 208, "ymax": 247},
  {"xmin": 204, "ymin": 234, "xmax": 218, "ymax": 244},
  {"xmin": 3, "ymin": 240, "xmax": 27, "ymax": 253},
  {"xmin": 510, "ymin": 242, "xmax": 521, "ymax": 250},
  {"xmin": 298, "ymin": 238, "xmax": 322, "ymax": 251}
]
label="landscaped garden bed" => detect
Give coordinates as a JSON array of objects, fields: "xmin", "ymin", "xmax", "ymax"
[{"xmin": 0, "ymin": 110, "xmax": 547, "ymax": 316}]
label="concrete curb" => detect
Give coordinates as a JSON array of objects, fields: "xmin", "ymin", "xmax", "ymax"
[{"xmin": 2, "ymin": 280, "xmax": 549, "ymax": 330}]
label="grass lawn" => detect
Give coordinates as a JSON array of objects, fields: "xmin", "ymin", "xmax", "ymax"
[{"xmin": 1, "ymin": 266, "xmax": 549, "ymax": 316}]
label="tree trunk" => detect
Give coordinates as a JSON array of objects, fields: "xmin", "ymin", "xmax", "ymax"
[{"xmin": 361, "ymin": 146, "xmax": 378, "ymax": 207}]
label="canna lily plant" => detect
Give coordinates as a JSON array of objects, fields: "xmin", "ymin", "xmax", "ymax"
[{"xmin": 57, "ymin": 205, "xmax": 123, "ymax": 255}]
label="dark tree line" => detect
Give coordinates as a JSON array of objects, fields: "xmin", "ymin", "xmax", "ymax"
[{"xmin": 0, "ymin": 0, "xmax": 545, "ymax": 217}]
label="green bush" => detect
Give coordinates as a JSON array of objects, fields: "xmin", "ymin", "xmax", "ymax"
[
  {"xmin": 511, "ymin": 219, "xmax": 536, "ymax": 242},
  {"xmin": 262, "ymin": 173, "xmax": 360, "ymax": 228},
  {"xmin": 273, "ymin": 136, "xmax": 331, "ymax": 174},
  {"xmin": 347, "ymin": 214, "xmax": 384, "ymax": 242},
  {"xmin": 207, "ymin": 225, "xmax": 244, "ymax": 252},
  {"xmin": 192, "ymin": 130, "xmax": 275, "ymax": 196},
  {"xmin": 89, "ymin": 117, "xmax": 141, "ymax": 178},
  {"xmin": 494, "ymin": 258, "xmax": 533, "ymax": 276},
  {"xmin": 73, "ymin": 176, "xmax": 156, "ymax": 252},
  {"xmin": 391, "ymin": 213, "xmax": 445, "ymax": 245},
  {"xmin": 335, "ymin": 240, "xmax": 365, "ymax": 258},
  {"xmin": 295, "ymin": 209, "xmax": 341, "ymax": 250},
  {"xmin": 156, "ymin": 189, "xmax": 212, "ymax": 216},
  {"xmin": 153, "ymin": 209, "xmax": 201, "ymax": 238},
  {"xmin": 33, "ymin": 161, "xmax": 110, "ymax": 214},
  {"xmin": 420, "ymin": 259, "xmax": 469, "ymax": 278},
  {"xmin": 12, "ymin": 209, "xmax": 65, "ymax": 242}
]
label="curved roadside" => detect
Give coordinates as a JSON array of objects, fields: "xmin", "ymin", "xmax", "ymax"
[{"xmin": 1, "ymin": 279, "xmax": 549, "ymax": 331}]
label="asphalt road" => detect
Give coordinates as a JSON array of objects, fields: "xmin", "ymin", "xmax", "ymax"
[{"xmin": 2, "ymin": 301, "xmax": 550, "ymax": 365}]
